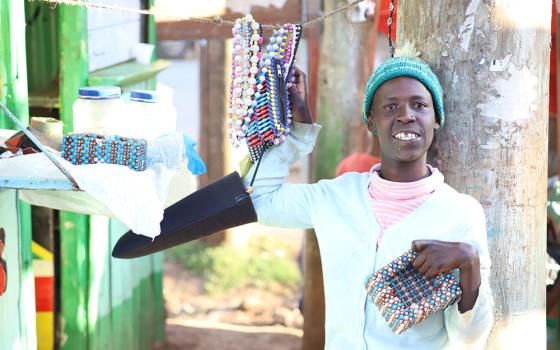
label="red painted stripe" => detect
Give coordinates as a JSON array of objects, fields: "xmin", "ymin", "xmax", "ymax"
[
  {"xmin": 0, "ymin": 264, "xmax": 6, "ymax": 296},
  {"xmin": 34, "ymin": 276, "xmax": 54, "ymax": 312}
]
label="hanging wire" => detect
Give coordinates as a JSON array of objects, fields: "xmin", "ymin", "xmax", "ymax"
[
  {"xmin": 38, "ymin": 0, "xmax": 367, "ymax": 30},
  {"xmin": 387, "ymin": 0, "xmax": 396, "ymax": 57}
]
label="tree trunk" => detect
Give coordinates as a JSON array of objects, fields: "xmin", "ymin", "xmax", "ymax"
[
  {"xmin": 397, "ymin": 1, "xmax": 550, "ymax": 348},
  {"xmin": 305, "ymin": 1, "xmax": 376, "ymax": 348}
]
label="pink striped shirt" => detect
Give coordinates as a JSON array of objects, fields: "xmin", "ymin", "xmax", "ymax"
[{"xmin": 368, "ymin": 164, "xmax": 444, "ymax": 232}]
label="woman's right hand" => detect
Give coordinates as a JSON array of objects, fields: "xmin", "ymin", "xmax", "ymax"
[{"xmin": 288, "ymin": 67, "xmax": 314, "ymax": 124}]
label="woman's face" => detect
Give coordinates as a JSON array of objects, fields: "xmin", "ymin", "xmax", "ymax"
[{"xmin": 367, "ymin": 76, "xmax": 439, "ymax": 167}]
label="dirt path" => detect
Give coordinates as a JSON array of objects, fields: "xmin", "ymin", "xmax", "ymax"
[
  {"xmin": 163, "ymin": 262, "xmax": 303, "ymax": 349},
  {"xmin": 166, "ymin": 319, "xmax": 302, "ymax": 350}
]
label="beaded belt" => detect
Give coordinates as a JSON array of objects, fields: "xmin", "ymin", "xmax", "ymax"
[
  {"xmin": 365, "ymin": 250, "xmax": 462, "ymax": 334},
  {"xmin": 62, "ymin": 133, "xmax": 147, "ymax": 172},
  {"xmin": 228, "ymin": 14, "xmax": 302, "ymax": 163}
]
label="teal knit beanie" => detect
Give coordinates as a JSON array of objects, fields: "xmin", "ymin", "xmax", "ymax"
[{"xmin": 361, "ymin": 48, "xmax": 445, "ymax": 127}]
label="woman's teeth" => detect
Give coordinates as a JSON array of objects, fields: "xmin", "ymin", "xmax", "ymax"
[{"xmin": 393, "ymin": 132, "xmax": 419, "ymax": 141}]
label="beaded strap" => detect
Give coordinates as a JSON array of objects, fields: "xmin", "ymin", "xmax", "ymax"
[
  {"xmin": 365, "ymin": 250, "xmax": 462, "ymax": 334},
  {"xmin": 228, "ymin": 15, "xmax": 302, "ymax": 162},
  {"xmin": 62, "ymin": 133, "xmax": 147, "ymax": 172}
]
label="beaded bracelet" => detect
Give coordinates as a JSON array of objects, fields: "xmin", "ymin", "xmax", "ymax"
[
  {"xmin": 228, "ymin": 15, "xmax": 302, "ymax": 163},
  {"xmin": 62, "ymin": 133, "xmax": 147, "ymax": 172},
  {"xmin": 365, "ymin": 250, "xmax": 462, "ymax": 334}
]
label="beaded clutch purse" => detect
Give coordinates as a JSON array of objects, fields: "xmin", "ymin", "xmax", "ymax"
[
  {"xmin": 228, "ymin": 14, "xmax": 302, "ymax": 162},
  {"xmin": 365, "ymin": 250, "xmax": 462, "ymax": 334},
  {"xmin": 62, "ymin": 133, "xmax": 147, "ymax": 171}
]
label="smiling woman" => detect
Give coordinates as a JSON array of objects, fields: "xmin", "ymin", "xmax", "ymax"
[{"xmin": 244, "ymin": 43, "xmax": 493, "ymax": 349}]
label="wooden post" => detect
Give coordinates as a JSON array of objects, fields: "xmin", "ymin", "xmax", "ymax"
[
  {"xmin": 58, "ymin": 4, "xmax": 90, "ymax": 349},
  {"xmin": 397, "ymin": 1, "xmax": 550, "ymax": 348},
  {"xmin": 305, "ymin": 1, "xmax": 376, "ymax": 348},
  {"xmin": 198, "ymin": 39, "xmax": 228, "ymax": 245}
]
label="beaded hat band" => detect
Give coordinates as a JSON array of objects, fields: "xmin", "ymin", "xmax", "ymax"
[{"xmin": 365, "ymin": 249, "xmax": 462, "ymax": 334}]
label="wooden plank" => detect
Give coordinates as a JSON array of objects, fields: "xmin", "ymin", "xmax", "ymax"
[
  {"xmin": 198, "ymin": 39, "xmax": 226, "ymax": 187},
  {"xmin": 58, "ymin": 4, "xmax": 90, "ymax": 350},
  {"xmin": 58, "ymin": 211, "xmax": 89, "ymax": 350},
  {"xmin": 87, "ymin": 0, "xmax": 142, "ymax": 71},
  {"xmin": 304, "ymin": 1, "xmax": 377, "ymax": 348},
  {"xmin": 0, "ymin": 179, "xmax": 75, "ymax": 191},
  {"xmin": 0, "ymin": 190, "xmax": 35, "ymax": 349},
  {"xmin": 0, "ymin": 0, "xmax": 30, "ymax": 129},
  {"xmin": 304, "ymin": 0, "xmax": 321, "ymax": 120},
  {"xmin": 398, "ymin": 1, "xmax": 550, "ymax": 347},
  {"xmin": 18, "ymin": 199, "xmax": 35, "ymax": 350},
  {"xmin": 28, "ymin": 84, "xmax": 60, "ymax": 109},
  {"xmin": 147, "ymin": 1, "xmax": 166, "ymax": 342},
  {"xmin": 109, "ymin": 220, "xmax": 136, "ymax": 349},
  {"xmin": 88, "ymin": 59, "xmax": 171, "ymax": 87},
  {"xmin": 301, "ymin": 1, "xmax": 322, "ymax": 350},
  {"xmin": 151, "ymin": 252, "xmax": 165, "ymax": 344},
  {"xmin": 197, "ymin": 39, "xmax": 227, "ymax": 245},
  {"xmin": 0, "ymin": 1, "xmax": 37, "ymax": 349},
  {"xmin": 556, "ymin": 1, "xmax": 560, "ymax": 176},
  {"xmin": 156, "ymin": 0, "xmax": 302, "ymax": 40},
  {"xmin": 87, "ymin": 216, "xmax": 112, "ymax": 349}
]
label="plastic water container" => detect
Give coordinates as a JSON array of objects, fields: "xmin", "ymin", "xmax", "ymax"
[
  {"xmin": 128, "ymin": 90, "xmax": 177, "ymax": 139},
  {"xmin": 73, "ymin": 86, "xmax": 125, "ymax": 135}
]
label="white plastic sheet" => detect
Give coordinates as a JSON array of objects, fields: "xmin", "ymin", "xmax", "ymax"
[{"xmin": 10, "ymin": 133, "xmax": 197, "ymax": 239}]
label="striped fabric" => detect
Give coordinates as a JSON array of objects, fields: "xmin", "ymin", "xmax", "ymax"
[{"xmin": 368, "ymin": 164, "xmax": 444, "ymax": 232}]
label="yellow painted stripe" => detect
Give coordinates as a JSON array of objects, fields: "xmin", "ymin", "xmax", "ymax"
[
  {"xmin": 32, "ymin": 241, "xmax": 53, "ymax": 261},
  {"xmin": 36, "ymin": 312, "xmax": 54, "ymax": 350}
]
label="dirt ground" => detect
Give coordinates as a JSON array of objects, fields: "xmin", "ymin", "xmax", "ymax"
[{"xmin": 163, "ymin": 261, "xmax": 304, "ymax": 350}]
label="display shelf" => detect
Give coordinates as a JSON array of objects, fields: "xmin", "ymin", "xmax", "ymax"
[{"xmin": 88, "ymin": 59, "xmax": 171, "ymax": 87}]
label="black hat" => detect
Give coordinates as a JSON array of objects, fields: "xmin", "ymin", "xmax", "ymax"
[{"xmin": 112, "ymin": 172, "xmax": 257, "ymax": 259}]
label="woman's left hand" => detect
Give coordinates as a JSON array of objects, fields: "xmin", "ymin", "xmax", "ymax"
[{"xmin": 412, "ymin": 239, "xmax": 481, "ymax": 313}]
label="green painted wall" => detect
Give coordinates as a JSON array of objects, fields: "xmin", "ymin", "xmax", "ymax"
[{"xmin": 24, "ymin": 1, "xmax": 59, "ymax": 91}]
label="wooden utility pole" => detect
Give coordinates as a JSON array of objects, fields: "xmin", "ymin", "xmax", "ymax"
[
  {"xmin": 398, "ymin": 1, "xmax": 550, "ymax": 348},
  {"xmin": 305, "ymin": 1, "xmax": 377, "ymax": 348}
]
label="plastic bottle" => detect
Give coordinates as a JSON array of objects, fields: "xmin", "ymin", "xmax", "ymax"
[
  {"xmin": 72, "ymin": 86, "xmax": 125, "ymax": 135},
  {"xmin": 128, "ymin": 90, "xmax": 177, "ymax": 139}
]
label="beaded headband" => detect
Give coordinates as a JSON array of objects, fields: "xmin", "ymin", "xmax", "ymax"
[
  {"xmin": 365, "ymin": 250, "xmax": 462, "ymax": 334},
  {"xmin": 228, "ymin": 14, "xmax": 302, "ymax": 163}
]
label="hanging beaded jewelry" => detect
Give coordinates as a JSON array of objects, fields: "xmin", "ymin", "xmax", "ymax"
[
  {"xmin": 229, "ymin": 14, "xmax": 263, "ymax": 148},
  {"xmin": 228, "ymin": 15, "xmax": 302, "ymax": 163}
]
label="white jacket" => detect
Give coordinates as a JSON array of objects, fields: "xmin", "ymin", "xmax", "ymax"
[{"xmin": 245, "ymin": 122, "xmax": 493, "ymax": 349}]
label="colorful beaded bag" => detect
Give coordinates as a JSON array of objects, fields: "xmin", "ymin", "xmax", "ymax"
[
  {"xmin": 62, "ymin": 133, "xmax": 148, "ymax": 172},
  {"xmin": 365, "ymin": 250, "xmax": 462, "ymax": 334},
  {"xmin": 228, "ymin": 14, "xmax": 302, "ymax": 163}
]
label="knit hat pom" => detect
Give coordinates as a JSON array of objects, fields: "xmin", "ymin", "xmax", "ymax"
[{"xmin": 394, "ymin": 41, "xmax": 421, "ymax": 59}]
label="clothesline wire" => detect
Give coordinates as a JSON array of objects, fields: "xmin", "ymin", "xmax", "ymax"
[{"xmin": 37, "ymin": 0, "xmax": 367, "ymax": 29}]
